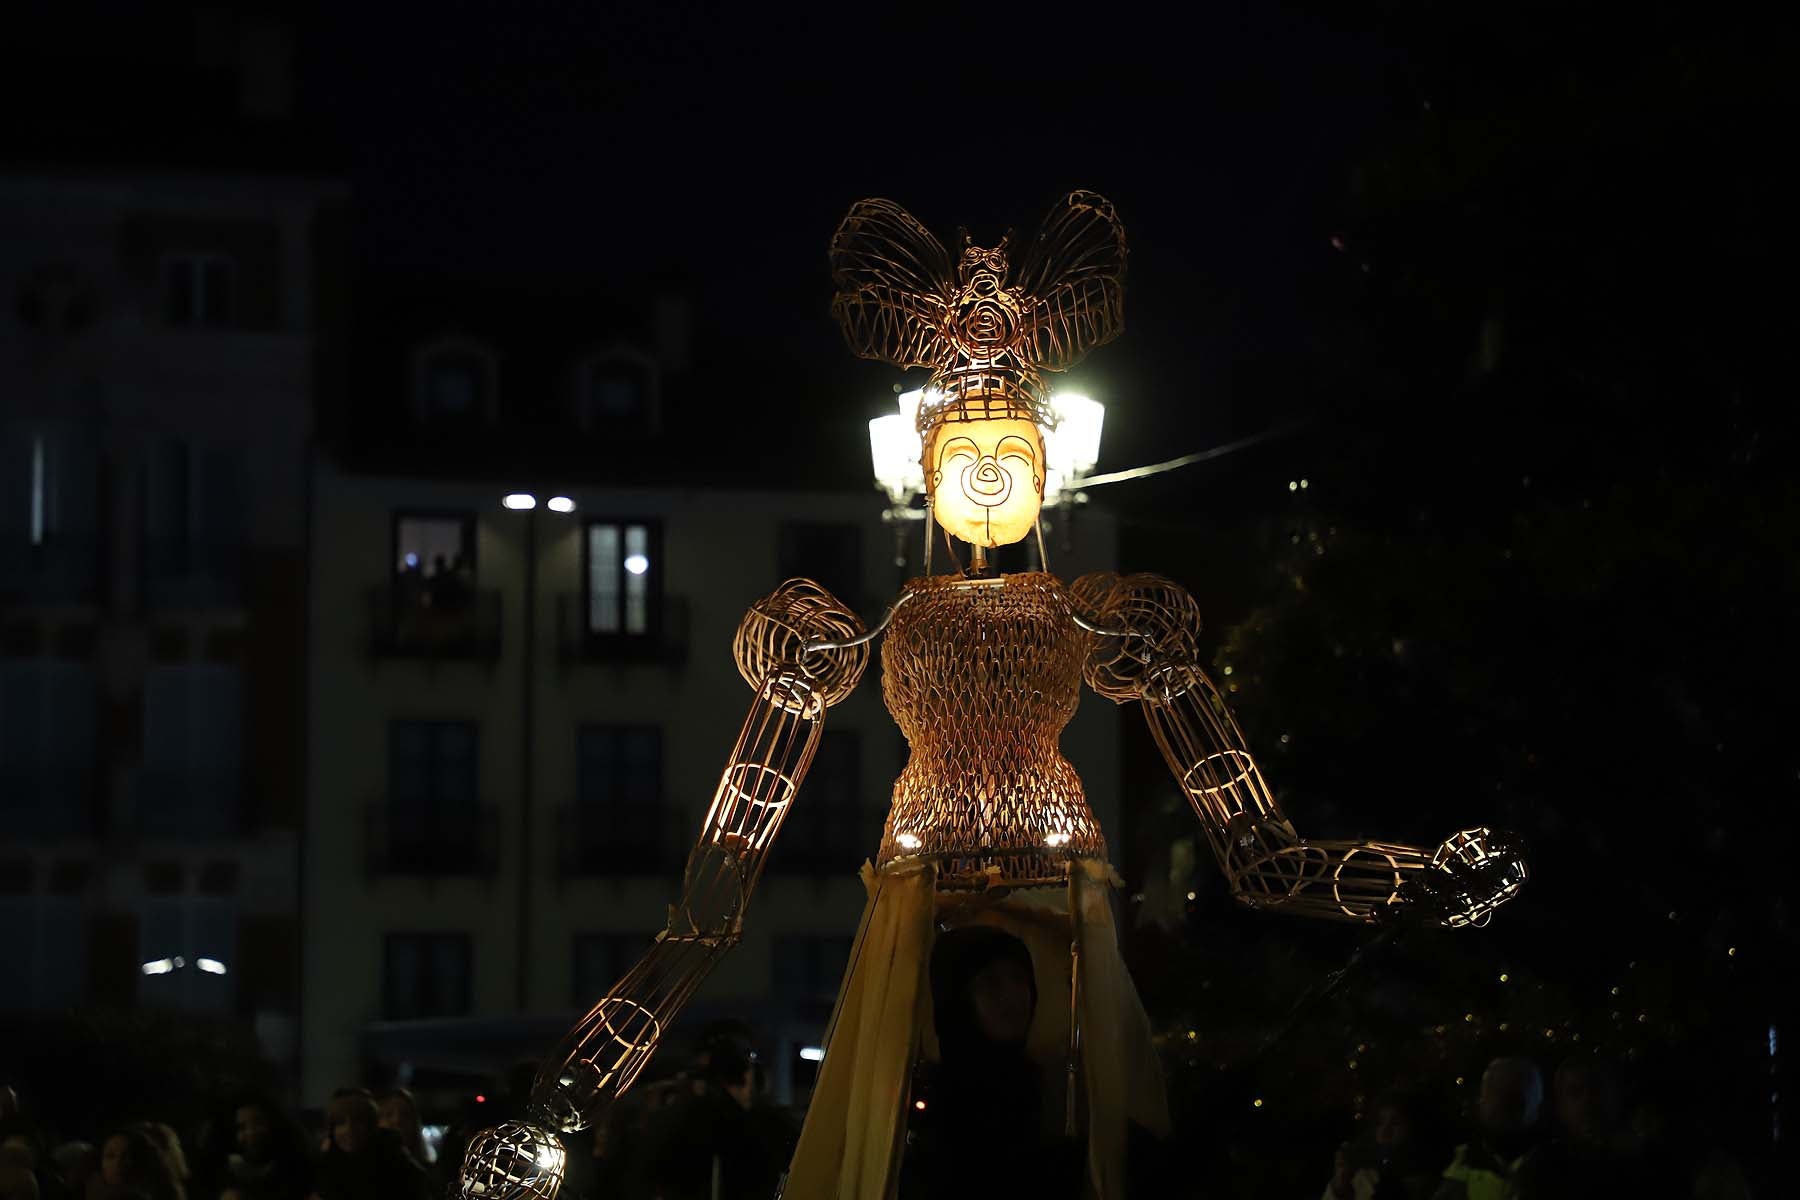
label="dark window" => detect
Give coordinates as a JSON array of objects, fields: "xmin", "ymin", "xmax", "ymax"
[
  {"xmin": 0, "ymin": 661, "xmax": 98, "ymax": 839},
  {"xmin": 138, "ymin": 665, "xmax": 242, "ymax": 837},
  {"xmin": 382, "ymin": 720, "xmax": 483, "ymax": 873},
  {"xmin": 575, "ymin": 724, "xmax": 665, "ymax": 861},
  {"xmin": 163, "ymin": 253, "xmax": 234, "ymax": 327},
  {"xmin": 383, "ymin": 933, "xmax": 473, "ymax": 1019},
  {"xmin": 778, "ymin": 522, "xmax": 862, "ymax": 611},
  {"xmin": 575, "ymin": 357, "xmax": 653, "ymax": 431},
  {"xmin": 417, "ymin": 346, "xmax": 493, "ymax": 424},
  {"xmin": 777, "ymin": 730, "xmax": 868, "ymax": 869},
  {"xmin": 140, "ymin": 440, "xmax": 246, "ymax": 607},
  {"xmin": 389, "ymin": 720, "xmax": 478, "ymax": 809},
  {"xmin": 572, "ymin": 932, "xmax": 651, "ymax": 1006},
  {"xmin": 772, "ymin": 934, "xmax": 853, "ymax": 1001},
  {"xmin": 0, "ymin": 898, "xmax": 85, "ymax": 1011},
  {"xmin": 585, "ymin": 519, "xmax": 661, "ymax": 637}
]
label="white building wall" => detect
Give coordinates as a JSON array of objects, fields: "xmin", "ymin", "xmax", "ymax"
[{"xmin": 302, "ymin": 460, "xmax": 1119, "ymax": 1104}]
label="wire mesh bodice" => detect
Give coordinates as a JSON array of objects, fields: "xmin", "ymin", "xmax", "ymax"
[{"xmin": 877, "ymin": 571, "xmax": 1108, "ymax": 888}]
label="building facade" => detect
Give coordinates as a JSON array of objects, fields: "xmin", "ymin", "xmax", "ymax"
[
  {"xmin": 0, "ymin": 166, "xmax": 346, "ymax": 1071},
  {"xmin": 301, "ymin": 463, "xmax": 1121, "ymax": 1109}
]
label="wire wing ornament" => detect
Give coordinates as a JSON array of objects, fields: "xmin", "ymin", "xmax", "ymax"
[{"xmin": 830, "ymin": 190, "xmax": 1128, "ymax": 431}]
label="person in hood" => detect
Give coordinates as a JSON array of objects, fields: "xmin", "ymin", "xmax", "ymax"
[{"xmin": 899, "ymin": 925, "xmax": 1083, "ymax": 1200}]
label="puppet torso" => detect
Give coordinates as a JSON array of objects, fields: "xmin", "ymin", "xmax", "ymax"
[{"xmin": 877, "ymin": 571, "xmax": 1109, "ymax": 888}]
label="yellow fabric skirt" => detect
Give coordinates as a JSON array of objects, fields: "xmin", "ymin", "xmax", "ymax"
[{"xmin": 782, "ymin": 858, "xmax": 1169, "ymax": 1199}]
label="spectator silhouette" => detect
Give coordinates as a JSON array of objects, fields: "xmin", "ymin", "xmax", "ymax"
[
  {"xmin": 1326, "ymin": 1088, "xmax": 1445, "ymax": 1200},
  {"xmin": 217, "ymin": 1096, "xmax": 312, "ymax": 1200},
  {"xmin": 644, "ymin": 1029, "xmax": 788, "ymax": 1200},
  {"xmin": 899, "ymin": 925, "xmax": 1084, "ymax": 1200},
  {"xmin": 126, "ymin": 1127, "xmax": 184, "ymax": 1200},
  {"xmin": 49, "ymin": 1143, "xmax": 99, "ymax": 1200},
  {"xmin": 1432, "ymin": 1057, "xmax": 1544, "ymax": 1200},
  {"xmin": 308, "ymin": 1090, "xmax": 426, "ymax": 1200},
  {"xmin": 87, "ymin": 1127, "xmax": 178, "ymax": 1200}
]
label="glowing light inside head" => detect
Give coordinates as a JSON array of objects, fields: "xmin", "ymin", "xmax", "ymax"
[
  {"xmin": 1044, "ymin": 831, "xmax": 1071, "ymax": 847},
  {"xmin": 896, "ymin": 832, "xmax": 922, "ymax": 850},
  {"xmin": 503, "ymin": 493, "xmax": 537, "ymax": 510},
  {"xmin": 926, "ymin": 415, "xmax": 1045, "ymax": 548}
]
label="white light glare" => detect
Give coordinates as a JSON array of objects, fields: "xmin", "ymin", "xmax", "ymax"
[
  {"xmin": 799, "ymin": 1046, "xmax": 825, "ymax": 1062},
  {"xmin": 197, "ymin": 958, "xmax": 228, "ymax": 975},
  {"xmin": 895, "ymin": 832, "xmax": 922, "ymax": 850},
  {"xmin": 141, "ymin": 959, "xmax": 176, "ymax": 975},
  {"xmin": 503, "ymin": 493, "xmax": 537, "ymax": 510},
  {"xmin": 1046, "ymin": 394, "xmax": 1105, "ymax": 478},
  {"xmin": 623, "ymin": 554, "xmax": 650, "ymax": 576},
  {"xmin": 869, "ymin": 414, "xmax": 924, "ymax": 501},
  {"xmin": 547, "ymin": 496, "xmax": 576, "ymax": 513},
  {"xmin": 1044, "ymin": 831, "xmax": 1072, "ymax": 847}
]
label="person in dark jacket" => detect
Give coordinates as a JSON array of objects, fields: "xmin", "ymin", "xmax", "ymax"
[
  {"xmin": 218, "ymin": 1095, "xmax": 313, "ymax": 1200},
  {"xmin": 644, "ymin": 1032, "xmax": 788, "ymax": 1200},
  {"xmin": 899, "ymin": 925, "xmax": 1084, "ymax": 1200},
  {"xmin": 308, "ymin": 1091, "xmax": 427, "ymax": 1200}
]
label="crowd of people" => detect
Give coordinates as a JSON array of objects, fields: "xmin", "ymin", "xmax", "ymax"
[
  {"xmin": 0, "ymin": 1025, "xmax": 795, "ymax": 1200},
  {"xmin": 1318, "ymin": 1054, "xmax": 1755, "ymax": 1200},
  {"xmin": 0, "ymin": 926, "xmax": 1764, "ymax": 1200}
]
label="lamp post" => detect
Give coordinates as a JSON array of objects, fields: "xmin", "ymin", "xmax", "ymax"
[
  {"xmin": 503, "ymin": 491, "xmax": 577, "ymax": 1012},
  {"xmin": 868, "ymin": 388, "xmax": 1105, "ymax": 573}
]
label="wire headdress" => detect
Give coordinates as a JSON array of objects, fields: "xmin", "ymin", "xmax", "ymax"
[{"xmin": 829, "ymin": 191, "xmax": 1128, "ymax": 437}]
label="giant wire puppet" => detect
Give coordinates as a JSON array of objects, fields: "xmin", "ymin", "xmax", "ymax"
[{"xmin": 456, "ymin": 191, "xmax": 1529, "ymax": 1199}]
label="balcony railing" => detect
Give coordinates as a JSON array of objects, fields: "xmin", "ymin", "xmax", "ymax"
[
  {"xmin": 554, "ymin": 803, "xmax": 687, "ymax": 878},
  {"xmin": 142, "ymin": 537, "xmax": 246, "ymax": 609},
  {"xmin": 365, "ymin": 801, "xmax": 500, "ymax": 878},
  {"xmin": 367, "ymin": 584, "xmax": 503, "ymax": 662},
  {"xmin": 0, "ymin": 766, "xmax": 101, "ymax": 840},
  {"xmin": 556, "ymin": 594, "xmax": 689, "ymax": 667},
  {"xmin": 134, "ymin": 768, "xmax": 244, "ymax": 839}
]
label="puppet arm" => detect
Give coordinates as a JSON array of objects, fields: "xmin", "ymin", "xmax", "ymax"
[
  {"xmin": 456, "ymin": 580, "xmax": 870, "ymax": 1199},
  {"xmin": 1073, "ymin": 571, "xmax": 1526, "ymax": 929}
]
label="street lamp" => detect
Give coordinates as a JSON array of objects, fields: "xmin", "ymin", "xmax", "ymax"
[{"xmin": 502, "ymin": 490, "xmax": 577, "ymax": 1010}]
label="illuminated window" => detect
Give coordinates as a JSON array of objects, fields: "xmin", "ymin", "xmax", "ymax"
[{"xmin": 585, "ymin": 519, "xmax": 660, "ymax": 637}]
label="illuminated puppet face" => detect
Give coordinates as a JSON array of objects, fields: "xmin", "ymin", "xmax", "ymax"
[{"xmin": 926, "ymin": 416, "xmax": 1045, "ymax": 548}]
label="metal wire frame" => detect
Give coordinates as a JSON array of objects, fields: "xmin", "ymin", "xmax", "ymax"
[
  {"xmin": 876, "ymin": 571, "xmax": 1108, "ymax": 889},
  {"xmin": 456, "ymin": 583, "xmax": 869, "ymax": 1197},
  {"xmin": 829, "ymin": 190, "xmax": 1128, "ymax": 436},
  {"xmin": 1079, "ymin": 572, "xmax": 1527, "ymax": 927},
  {"xmin": 458, "ymin": 1121, "xmax": 567, "ymax": 1199}
]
